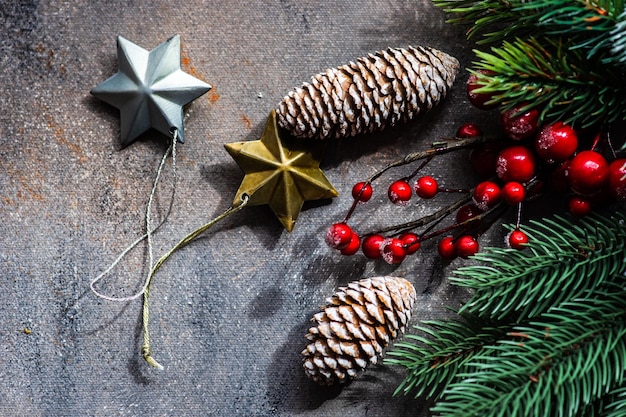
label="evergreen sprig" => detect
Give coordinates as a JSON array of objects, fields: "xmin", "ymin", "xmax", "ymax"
[
  {"xmin": 432, "ymin": 0, "xmax": 626, "ymax": 64},
  {"xmin": 432, "ymin": 286, "xmax": 626, "ymax": 417},
  {"xmin": 470, "ymin": 37, "xmax": 626, "ymax": 128},
  {"xmin": 603, "ymin": 386, "xmax": 626, "ymax": 417},
  {"xmin": 432, "ymin": 0, "xmax": 626, "ymax": 136},
  {"xmin": 454, "ymin": 212, "xmax": 626, "ymax": 320},
  {"xmin": 387, "ymin": 314, "xmax": 509, "ymax": 399},
  {"xmin": 387, "ymin": 211, "xmax": 626, "ymax": 416}
]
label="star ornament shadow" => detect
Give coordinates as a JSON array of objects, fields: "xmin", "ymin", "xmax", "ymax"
[
  {"xmin": 225, "ymin": 111, "xmax": 338, "ymax": 232},
  {"xmin": 91, "ymin": 34, "xmax": 211, "ymax": 146}
]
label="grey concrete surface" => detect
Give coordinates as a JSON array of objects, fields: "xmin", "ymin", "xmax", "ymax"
[{"xmin": 0, "ymin": 1, "xmax": 501, "ymax": 415}]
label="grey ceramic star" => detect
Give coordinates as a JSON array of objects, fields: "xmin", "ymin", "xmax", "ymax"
[{"xmin": 91, "ymin": 34, "xmax": 211, "ymax": 146}]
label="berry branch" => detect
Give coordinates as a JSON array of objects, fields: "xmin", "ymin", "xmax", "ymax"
[
  {"xmin": 349, "ymin": 135, "xmax": 494, "ymax": 194},
  {"xmin": 325, "ymin": 106, "xmax": 625, "ymax": 264}
]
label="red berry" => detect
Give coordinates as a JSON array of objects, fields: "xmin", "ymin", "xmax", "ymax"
[
  {"xmin": 466, "ymin": 71, "xmax": 498, "ymax": 110},
  {"xmin": 340, "ymin": 232, "xmax": 361, "ymax": 255},
  {"xmin": 548, "ymin": 161, "xmax": 570, "ymax": 194},
  {"xmin": 437, "ymin": 236, "xmax": 457, "ymax": 260},
  {"xmin": 507, "ymin": 229, "xmax": 528, "ymax": 250},
  {"xmin": 526, "ymin": 179, "xmax": 545, "ymax": 199},
  {"xmin": 496, "ymin": 146, "xmax": 536, "ymax": 183},
  {"xmin": 352, "ymin": 182, "xmax": 373, "ymax": 202},
  {"xmin": 325, "ymin": 223, "xmax": 353, "ymax": 249},
  {"xmin": 588, "ymin": 186, "xmax": 613, "ymax": 206},
  {"xmin": 608, "ymin": 159, "xmax": 626, "ymax": 201},
  {"xmin": 567, "ymin": 151, "xmax": 609, "ymax": 196},
  {"xmin": 388, "ymin": 180, "xmax": 412, "ymax": 205},
  {"xmin": 414, "ymin": 176, "xmax": 438, "ymax": 199},
  {"xmin": 381, "ymin": 238, "xmax": 407, "ymax": 264},
  {"xmin": 502, "ymin": 182, "xmax": 525, "ymax": 205},
  {"xmin": 456, "ymin": 123, "xmax": 483, "ymax": 138},
  {"xmin": 535, "ymin": 122, "xmax": 578, "ymax": 163},
  {"xmin": 499, "ymin": 105, "xmax": 540, "ymax": 141},
  {"xmin": 455, "ymin": 235, "xmax": 479, "ymax": 259},
  {"xmin": 456, "ymin": 203, "xmax": 483, "ymax": 224},
  {"xmin": 362, "ymin": 234, "xmax": 385, "ymax": 259},
  {"xmin": 473, "ymin": 181, "xmax": 501, "ymax": 210},
  {"xmin": 399, "ymin": 232, "xmax": 421, "ymax": 254},
  {"xmin": 469, "ymin": 143, "xmax": 501, "ymax": 180},
  {"xmin": 568, "ymin": 196, "xmax": 591, "ymax": 218}
]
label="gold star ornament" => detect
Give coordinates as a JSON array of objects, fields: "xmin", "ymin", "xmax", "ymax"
[{"xmin": 225, "ymin": 110, "xmax": 338, "ymax": 232}]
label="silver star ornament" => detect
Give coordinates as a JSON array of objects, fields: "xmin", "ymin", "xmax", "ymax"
[{"xmin": 91, "ymin": 34, "xmax": 211, "ymax": 146}]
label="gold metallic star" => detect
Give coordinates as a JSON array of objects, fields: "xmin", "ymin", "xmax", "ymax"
[{"xmin": 224, "ymin": 110, "xmax": 338, "ymax": 232}]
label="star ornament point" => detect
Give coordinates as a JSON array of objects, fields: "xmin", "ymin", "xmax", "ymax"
[
  {"xmin": 91, "ymin": 34, "xmax": 211, "ymax": 146},
  {"xmin": 225, "ymin": 111, "xmax": 338, "ymax": 232}
]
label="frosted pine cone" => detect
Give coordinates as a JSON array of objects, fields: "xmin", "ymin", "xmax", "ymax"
[
  {"xmin": 302, "ymin": 276, "xmax": 416, "ymax": 385},
  {"xmin": 277, "ymin": 46, "xmax": 459, "ymax": 140}
]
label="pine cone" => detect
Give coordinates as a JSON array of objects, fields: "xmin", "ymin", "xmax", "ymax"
[
  {"xmin": 302, "ymin": 276, "xmax": 416, "ymax": 385},
  {"xmin": 277, "ymin": 46, "xmax": 459, "ymax": 140}
]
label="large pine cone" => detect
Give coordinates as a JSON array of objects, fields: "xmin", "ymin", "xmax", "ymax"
[
  {"xmin": 277, "ymin": 46, "xmax": 459, "ymax": 140},
  {"xmin": 302, "ymin": 276, "xmax": 416, "ymax": 385}
]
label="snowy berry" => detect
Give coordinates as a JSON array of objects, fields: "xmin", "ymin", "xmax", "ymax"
[
  {"xmin": 455, "ymin": 235, "xmax": 479, "ymax": 259},
  {"xmin": 361, "ymin": 234, "xmax": 385, "ymax": 259},
  {"xmin": 414, "ymin": 176, "xmax": 438, "ymax": 199},
  {"xmin": 502, "ymin": 182, "xmax": 525, "ymax": 205},
  {"xmin": 535, "ymin": 121, "xmax": 578, "ymax": 163},
  {"xmin": 437, "ymin": 236, "xmax": 457, "ymax": 260},
  {"xmin": 466, "ymin": 71, "xmax": 498, "ymax": 110},
  {"xmin": 381, "ymin": 238, "xmax": 407, "ymax": 264},
  {"xmin": 567, "ymin": 151, "xmax": 609, "ymax": 196},
  {"xmin": 325, "ymin": 223, "xmax": 353, "ymax": 249},
  {"xmin": 568, "ymin": 196, "xmax": 591, "ymax": 218},
  {"xmin": 399, "ymin": 232, "xmax": 421, "ymax": 254},
  {"xmin": 608, "ymin": 159, "xmax": 626, "ymax": 201},
  {"xmin": 499, "ymin": 105, "xmax": 540, "ymax": 141},
  {"xmin": 507, "ymin": 229, "xmax": 528, "ymax": 250},
  {"xmin": 340, "ymin": 232, "xmax": 361, "ymax": 255},
  {"xmin": 548, "ymin": 161, "xmax": 570, "ymax": 194},
  {"xmin": 456, "ymin": 123, "xmax": 482, "ymax": 138},
  {"xmin": 496, "ymin": 146, "xmax": 536, "ymax": 183},
  {"xmin": 473, "ymin": 181, "xmax": 501, "ymax": 210},
  {"xmin": 469, "ymin": 143, "xmax": 500, "ymax": 179},
  {"xmin": 388, "ymin": 180, "xmax": 412, "ymax": 205},
  {"xmin": 352, "ymin": 182, "xmax": 373, "ymax": 202},
  {"xmin": 456, "ymin": 203, "xmax": 483, "ymax": 224}
]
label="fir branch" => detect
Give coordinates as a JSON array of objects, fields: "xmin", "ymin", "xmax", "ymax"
[
  {"xmin": 389, "ymin": 212, "xmax": 626, "ymax": 415},
  {"xmin": 432, "ymin": 0, "xmax": 626, "ymax": 63},
  {"xmin": 386, "ymin": 315, "xmax": 509, "ymax": 400},
  {"xmin": 471, "ymin": 37, "xmax": 626, "ymax": 128},
  {"xmin": 432, "ymin": 0, "xmax": 529, "ymax": 42},
  {"xmin": 602, "ymin": 386, "xmax": 626, "ymax": 417},
  {"xmin": 610, "ymin": 9, "xmax": 626, "ymax": 65},
  {"xmin": 453, "ymin": 212, "xmax": 626, "ymax": 320},
  {"xmin": 431, "ymin": 286, "xmax": 626, "ymax": 417}
]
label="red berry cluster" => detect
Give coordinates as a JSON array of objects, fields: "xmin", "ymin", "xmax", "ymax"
[
  {"xmin": 325, "ymin": 120, "xmax": 535, "ymax": 263},
  {"xmin": 323, "ymin": 72, "xmax": 625, "ymax": 264},
  {"xmin": 468, "ymin": 72, "xmax": 626, "ymax": 217},
  {"xmin": 325, "ymin": 221, "xmax": 421, "ymax": 264}
]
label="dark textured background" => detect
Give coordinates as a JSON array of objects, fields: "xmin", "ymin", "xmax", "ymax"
[{"xmin": 0, "ymin": 1, "xmax": 503, "ymax": 415}]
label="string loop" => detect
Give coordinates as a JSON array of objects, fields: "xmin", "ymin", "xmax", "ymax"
[
  {"xmin": 140, "ymin": 193, "xmax": 250, "ymax": 369},
  {"xmin": 90, "ymin": 130, "xmax": 178, "ymax": 302},
  {"xmin": 91, "ymin": 125, "xmax": 250, "ymax": 368}
]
